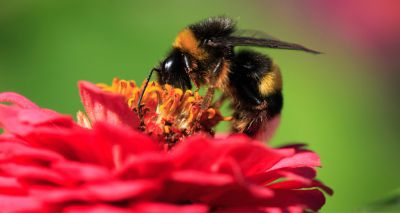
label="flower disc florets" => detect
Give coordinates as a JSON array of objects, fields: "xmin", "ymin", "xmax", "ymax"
[{"xmin": 94, "ymin": 78, "xmax": 227, "ymax": 147}]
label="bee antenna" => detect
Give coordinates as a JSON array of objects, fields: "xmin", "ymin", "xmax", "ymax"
[{"xmin": 137, "ymin": 68, "xmax": 158, "ymax": 117}]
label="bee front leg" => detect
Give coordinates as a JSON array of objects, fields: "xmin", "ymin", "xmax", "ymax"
[
  {"xmin": 192, "ymin": 84, "xmax": 216, "ymax": 133},
  {"xmin": 212, "ymin": 93, "xmax": 228, "ymax": 108},
  {"xmin": 193, "ymin": 81, "xmax": 201, "ymax": 92},
  {"xmin": 194, "ymin": 58, "xmax": 224, "ymax": 130},
  {"xmin": 201, "ymin": 58, "xmax": 223, "ymax": 110},
  {"xmin": 201, "ymin": 85, "xmax": 216, "ymax": 110}
]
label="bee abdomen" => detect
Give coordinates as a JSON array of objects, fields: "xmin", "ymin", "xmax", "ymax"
[
  {"xmin": 262, "ymin": 91, "xmax": 283, "ymax": 118},
  {"xmin": 229, "ymin": 50, "xmax": 283, "ymax": 140},
  {"xmin": 228, "ymin": 50, "xmax": 282, "ymax": 108}
]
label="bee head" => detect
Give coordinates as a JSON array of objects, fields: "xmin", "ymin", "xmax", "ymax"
[{"xmin": 158, "ymin": 49, "xmax": 192, "ymax": 90}]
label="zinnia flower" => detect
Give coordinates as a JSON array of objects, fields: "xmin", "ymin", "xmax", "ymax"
[{"xmin": 0, "ymin": 79, "xmax": 332, "ymax": 212}]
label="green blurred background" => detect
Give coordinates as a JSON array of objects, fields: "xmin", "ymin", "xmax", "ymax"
[{"xmin": 1, "ymin": 0, "xmax": 399, "ymax": 212}]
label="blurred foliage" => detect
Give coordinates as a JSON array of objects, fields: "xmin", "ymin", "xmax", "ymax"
[
  {"xmin": 1, "ymin": 0, "xmax": 399, "ymax": 212},
  {"xmin": 361, "ymin": 188, "xmax": 400, "ymax": 212}
]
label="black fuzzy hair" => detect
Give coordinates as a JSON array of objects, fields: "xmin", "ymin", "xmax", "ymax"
[
  {"xmin": 232, "ymin": 50, "xmax": 273, "ymax": 80},
  {"xmin": 189, "ymin": 16, "xmax": 236, "ymax": 40}
]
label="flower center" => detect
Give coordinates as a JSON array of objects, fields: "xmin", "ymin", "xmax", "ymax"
[{"xmin": 97, "ymin": 78, "xmax": 229, "ymax": 148}]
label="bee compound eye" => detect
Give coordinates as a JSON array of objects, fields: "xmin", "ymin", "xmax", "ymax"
[
  {"xmin": 163, "ymin": 57, "xmax": 174, "ymax": 73},
  {"xmin": 162, "ymin": 51, "xmax": 186, "ymax": 74}
]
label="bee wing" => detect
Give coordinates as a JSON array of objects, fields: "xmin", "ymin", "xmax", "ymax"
[
  {"xmin": 210, "ymin": 30, "xmax": 321, "ymax": 54},
  {"xmin": 231, "ymin": 29, "xmax": 279, "ymax": 40}
]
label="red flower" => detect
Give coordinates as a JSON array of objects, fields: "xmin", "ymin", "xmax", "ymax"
[{"xmin": 0, "ymin": 81, "xmax": 332, "ymax": 212}]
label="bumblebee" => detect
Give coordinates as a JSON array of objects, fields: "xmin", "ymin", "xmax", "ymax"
[{"xmin": 139, "ymin": 17, "xmax": 320, "ymax": 140}]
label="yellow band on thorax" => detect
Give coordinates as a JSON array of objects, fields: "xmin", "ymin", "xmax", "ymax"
[{"xmin": 173, "ymin": 28, "xmax": 207, "ymax": 60}]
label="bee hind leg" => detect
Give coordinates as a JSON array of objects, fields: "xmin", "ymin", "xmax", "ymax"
[{"xmin": 232, "ymin": 107, "xmax": 281, "ymax": 142}]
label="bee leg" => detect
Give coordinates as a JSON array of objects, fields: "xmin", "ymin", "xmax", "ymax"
[
  {"xmin": 201, "ymin": 58, "xmax": 224, "ymax": 110},
  {"xmin": 240, "ymin": 109, "xmax": 281, "ymax": 142},
  {"xmin": 201, "ymin": 85, "xmax": 215, "ymax": 110},
  {"xmin": 192, "ymin": 85, "xmax": 216, "ymax": 133},
  {"xmin": 193, "ymin": 59, "xmax": 224, "ymax": 130},
  {"xmin": 212, "ymin": 93, "xmax": 228, "ymax": 108},
  {"xmin": 231, "ymin": 91, "xmax": 282, "ymax": 141},
  {"xmin": 193, "ymin": 81, "xmax": 201, "ymax": 92}
]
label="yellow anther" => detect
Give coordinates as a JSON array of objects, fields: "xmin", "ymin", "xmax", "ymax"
[
  {"xmin": 224, "ymin": 116, "xmax": 233, "ymax": 121},
  {"xmin": 164, "ymin": 126, "xmax": 171, "ymax": 134},
  {"xmin": 206, "ymin": 108, "xmax": 216, "ymax": 119}
]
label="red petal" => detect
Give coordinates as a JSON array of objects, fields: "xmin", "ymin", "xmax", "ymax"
[
  {"xmin": 92, "ymin": 122, "xmax": 159, "ymax": 159},
  {"xmin": 219, "ymin": 142, "xmax": 289, "ymax": 176},
  {"xmin": 64, "ymin": 204, "xmax": 133, "ymax": 213},
  {"xmin": 261, "ymin": 189, "xmax": 326, "ymax": 211},
  {"xmin": 0, "ymin": 163, "xmax": 69, "ymax": 186},
  {"xmin": 269, "ymin": 179, "xmax": 333, "ymax": 195},
  {"xmin": 84, "ymin": 180, "xmax": 160, "ymax": 201},
  {"xmin": 206, "ymin": 184, "xmax": 274, "ymax": 207},
  {"xmin": 0, "ymin": 141, "xmax": 64, "ymax": 164},
  {"xmin": 164, "ymin": 174, "xmax": 273, "ymax": 207},
  {"xmin": 78, "ymin": 81, "xmax": 140, "ymax": 129},
  {"xmin": 131, "ymin": 202, "xmax": 208, "ymax": 213},
  {"xmin": 0, "ymin": 92, "xmax": 39, "ymax": 109},
  {"xmin": 217, "ymin": 206, "xmax": 302, "ymax": 213},
  {"xmin": 116, "ymin": 153, "xmax": 172, "ymax": 179},
  {"xmin": 171, "ymin": 135, "xmax": 228, "ymax": 170},
  {"xmin": 33, "ymin": 180, "xmax": 160, "ymax": 204},
  {"xmin": 52, "ymin": 161, "xmax": 111, "ymax": 183},
  {"xmin": 0, "ymin": 104, "xmax": 74, "ymax": 136},
  {"xmin": 269, "ymin": 149, "xmax": 321, "ymax": 171},
  {"xmin": 18, "ymin": 122, "xmax": 158, "ymax": 168},
  {"xmin": 170, "ymin": 170, "xmax": 235, "ymax": 186},
  {"xmin": 23, "ymin": 126, "xmax": 113, "ymax": 166},
  {"xmin": 0, "ymin": 176, "xmax": 26, "ymax": 195},
  {"xmin": 173, "ymin": 135, "xmax": 288, "ymax": 176},
  {"xmin": 0, "ymin": 194, "xmax": 42, "ymax": 212},
  {"xmin": 248, "ymin": 167, "xmax": 317, "ymax": 185}
]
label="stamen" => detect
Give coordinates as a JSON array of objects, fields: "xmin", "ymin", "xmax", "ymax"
[
  {"xmin": 94, "ymin": 78, "xmax": 230, "ymax": 147},
  {"xmin": 77, "ymin": 111, "xmax": 92, "ymax": 128}
]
